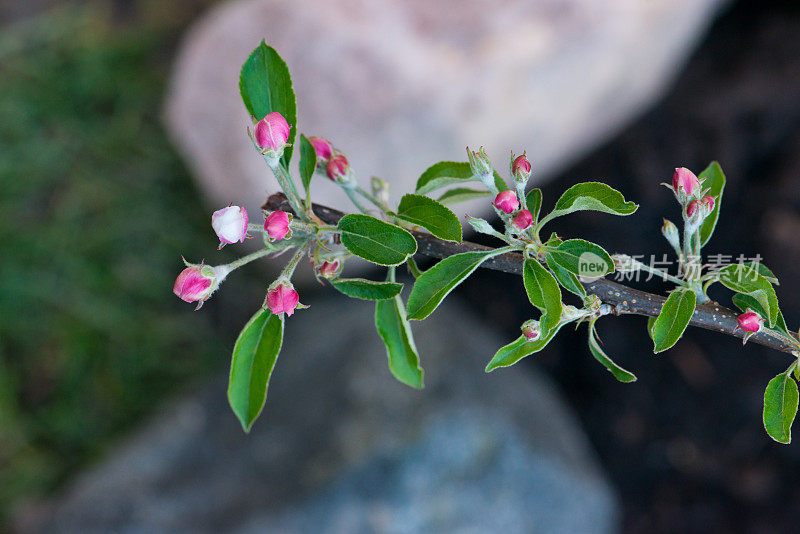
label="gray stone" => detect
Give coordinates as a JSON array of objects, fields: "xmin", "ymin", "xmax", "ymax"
[
  {"xmin": 163, "ymin": 0, "xmax": 726, "ymax": 221},
  {"xmin": 25, "ymin": 296, "xmax": 618, "ymax": 533}
]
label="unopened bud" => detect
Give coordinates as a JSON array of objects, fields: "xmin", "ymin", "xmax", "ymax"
[
  {"xmin": 661, "ymin": 218, "xmax": 681, "ymax": 253},
  {"xmin": 671, "ymin": 167, "xmax": 701, "ymax": 204},
  {"xmin": 173, "ymin": 260, "xmax": 229, "ymax": 310},
  {"xmin": 326, "ymin": 154, "xmax": 353, "ymax": 185},
  {"xmin": 511, "ymin": 152, "xmax": 532, "ymax": 186},
  {"xmin": 317, "ymin": 260, "xmax": 342, "ymax": 279},
  {"xmin": 467, "ymin": 146, "xmax": 495, "ymax": 190},
  {"xmin": 212, "ymin": 205, "xmax": 249, "ymax": 248},
  {"xmin": 308, "ymin": 136, "xmax": 333, "ymax": 162},
  {"xmin": 512, "ymin": 209, "xmax": 533, "ymax": 230},
  {"xmin": 494, "ymin": 190, "xmax": 520, "ymax": 214},
  {"xmin": 265, "ymin": 283, "xmax": 300, "ymax": 317},
  {"xmin": 371, "ymin": 176, "xmax": 390, "ymax": 206},
  {"xmin": 521, "ymin": 319, "xmax": 541, "ymax": 341},
  {"xmin": 254, "ymin": 112, "xmax": 291, "ymax": 160},
  {"xmin": 264, "ymin": 211, "xmax": 292, "ymax": 241},
  {"xmin": 736, "ymin": 310, "xmax": 764, "ymax": 344}
]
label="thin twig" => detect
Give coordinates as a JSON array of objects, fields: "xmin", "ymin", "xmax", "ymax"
[{"xmin": 264, "ymin": 193, "xmax": 799, "ymax": 355}]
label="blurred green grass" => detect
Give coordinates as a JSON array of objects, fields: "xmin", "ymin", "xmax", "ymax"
[{"xmin": 0, "ymin": 6, "xmax": 229, "ymax": 517}]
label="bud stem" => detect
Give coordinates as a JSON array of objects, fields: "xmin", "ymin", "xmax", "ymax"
[
  {"xmin": 222, "ymin": 247, "xmax": 272, "ymax": 273},
  {"xmin": 343, "ymin": 186, "xmax": 371, "ymax": 214},
  {"xmin": 268, "ymin": 159, "xmax": 307, "ymax": 220}
]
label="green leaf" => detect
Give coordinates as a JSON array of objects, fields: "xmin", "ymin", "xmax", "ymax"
[
  {"xmin": 763, "ymin": 371, "xmax": 799, "ymax": 444},
  {"xmin": 332, "ymin": 278, "xmax": 403, "ymax": 300},
  {"xmin": 545, "ymin": 253, "xmax": 586, "ymax": 299},
  {"xmin": 547, "ymin": 239, "xmax": 614, "ymax": 279},
  {"xmin": 526, "ymin": 188, "xmax": 542, "ymax": 221},
  {"xmin": 588, "ymin": 320, "xmax": 637, "ymax": 382},
  {"xmin": 298, "ymin": 134, "xmax": 316, "ymax": 200},
  {"xmin": 523, "ymin": 259, "xmax": 562, "ymax": 335},
  {"xmin": 397, "ymin": 193, "xmax": 462, "ymax": 242},
  {"xmin": 746, "ymin": 261, "xmax": 779, "ymax": 285},
  {"xmin": 651, "ymin": 289, "xmax": 696, "ymax": 353},
  {"xmin": 697, "ymin": 161, "xmax": 725, "ymax": 246},
  {"xmin": 415, "ymin": 161, "xmax": 507, "ymax": 195},
  {"xmin": 437, "ymin": 188, "xmax": 490, "ymax": 206},
  {"xmin": 407, "ymin": 249, "xmax": 508, "ymax": 320},
  {"xmin": 716, "ymin": 264, "xmax": 778, "ymax": 327},
  {"xmin": 646, "ymin": 316, "xmax": 657, "ymax": 340},
  {"xmin": 375, "ymin": 293, "xmax": 424, "ymax": 388},
  {"xmin": 731, "ymin": 293, "xmax": 789, "ymax": 336},
  {"xmin": 227, "ymin": 309, "xmax": 284, "ymax": 432},
  {"xmin": 542, "ymin": 182, "xmax": 638, "ymax": 223},
  {"xmin": 239, "ymin": 40, "xmax": 297, "ymax": 167},
  {"xmin": 485, "ymin": 319, "xmax": 569, "ymax": 372},
  {"xmin": 338, "ymin": 214, "xmax": 418, "ymax": 266}
]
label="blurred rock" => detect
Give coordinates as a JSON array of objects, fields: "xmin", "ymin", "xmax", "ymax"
[
  {"xmin": 24, "ymin": 297, "xmax": 618, "ymax": 533},
  {"xmin": 163, "ymin": 0, "xmax": 726, "ymax": 221}
]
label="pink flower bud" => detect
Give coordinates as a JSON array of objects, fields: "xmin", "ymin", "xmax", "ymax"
[
  {"xmin": 672, "ymin": 167, "xmax": 700, "ymax": 198},
  {"xmin": 701, "ymin": 194, "xmax": 715, "ymax": 211},
  {"xmin": 737, "ymin": 311, "xmax": 763, "ymax": 333},
  {"xmin": 512, "ymin": 209, "xmax": 533, "ymax": 230},
  {"xmin": 686, "ymin": 195, "xmax": 715, "ymax": 219},
  {"xmin": 326, "ymin": 154, "xmax": 350, "ymax": 183},
  {"xmin": 264, "ymin": 211, "xmax": 291, "ymax": 241},
  {"xmin": 308, "ymin": 136, "xmax": 333, "ymax": 162},
  {"xmin": 173, "ymin": 261, "xmax": 228, "ymax": 309},
  {"xmin": 686, "ymin": 199, "xmax": 700, "ymax": 218},
  {"xmin": 511, "ymin": 153, "xmax": 532, "ymax": 184},
  {"xmin": 254, "ymin": 112, "xmax": 290, "ymax": 153},
  {"xmin": 266, "ymin": 284, "xmax": 300, "ymax": 316},
  {"xmin": 521, "ymin": 320, "xmax": 541, "ymax": 341},
  {"xmin": 211, "ymin": 205, "xmax": 248, "ymax": 247},
  {"xmin": 494, "ymin": 190, "xmax": 519, "ymax": 214},
  {"xmin": 318, "ymin": 260, "xmax": 341, "ymax": 279}
]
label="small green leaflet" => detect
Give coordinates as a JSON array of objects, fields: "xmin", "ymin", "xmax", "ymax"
[
  {"xmin": 298, "ymin": 135, "xmax": 317, "ymax": 201},
  {"xmin": 375, "ymin": 289, "xmax": 424, "ymax": 389},
  {"xmin": 588, "ymin": 319, "xmax": 637, "ymax": 382},
  {"xmin": 397, "ymin": 194, "xmax": 462, "ymax": 242},
  {"xmin": 227, "ymin": 309, "xmax": 284, "ymax": 432},
  {"xmin": 526, "ymin": 188, "xmax": 543, "ymax": 222},
  {"xmin": 540, "ymin": 182, "xmax": 638, "ymax": 226},
  {"xmin": 697, "ymin": 161, "xmax": 725, "ymax": 247},
  {"xmin": 763, "ymin": 371, "xmax": 799, "ymax": 444},
  {"xmin": 338, "ymin": 214, "xmax": 418, "ymax": 266},
  {"xmin": 485, "ymin": 319, "xmax": 568, "ymax": 372},
  {"xmin": 407, "ymin": 248, "xmax": 509, "ymax": 320},
  {"xmin": 332, "ymin": 278, "xmax": 403, "ymax": 300},
  {"xmin": 715, "ymin": 264, "xmax": 778, "ymax": 327},
  {"xmin": 414, "ymin": 161, "xmax": 508, "ymax": 195},
  {"xmin": 545, "ymin": 253, "xmax": 586, "ymax": 299},
  {"xmin": 437, "ymin": 188, "xmax": 490, "ymax": 206},
  {"xmin": 546, "ymin": 239, "xmax": 614, "ymax": 278},
  {"xmin": 523, "ymin": 259, "xmax": 562, "ymax": 336},
  {"xmin": 239, "ymin": 40, "xmax": 297, "ymax": 168},
  {"xmin": 651, "ymin": 289, "xmax": 696, "ymax": 353}
]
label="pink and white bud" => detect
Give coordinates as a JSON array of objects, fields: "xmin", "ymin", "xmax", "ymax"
[
  {"xmin": 211, "ymin": 205, "xmax": 248, "ymax": 247},
  {"xmin": 264, "ymin": 211, "xmax": 292, "ymax": 241},
  {"xmin": 308, "ymin": 136, "xmax": 333, "ymax": 162},
  {"xmin": 521, "ymin": 320, "xmax": 541, "ymax": 341},
  {"xmin": 173, "ymin": 261, "xmax": 228, "ymax": 310},
  {"xmin": 317, "ymin": 260, "xmax": 341, "ymax": 279},
  {"xmin": 494, "ymin": 190, "xmax": 520, "ymax": 214},
  {"xmin": 326, "ymin": 154, "xmax": 352, "ymax": 184},
  {"xmin": 254, "ymin": 112, "xmax": 291, "ymax": 157},
  {"xmin": 671, "ymin": 167, "xmax": 701, "ymax": 203},
  {"xmin": 512, "ymin": 209, "xmax": 533, "ymax": 230},
  {"xmin": 737, "ymin": 311, "xmax": 763, "ymax": 333},
  {"xmin": 266, "ymin": 284, "xmax": 300, "ymax": 317},
  {"xmin": 511, "ymin": 152, "xmax": 532, "ymax": 185}
]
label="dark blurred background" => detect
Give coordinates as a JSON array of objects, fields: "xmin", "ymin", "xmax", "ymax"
[{"xmin": 1, "ymin": 0, "xmax": 800, "ymax": 532}]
